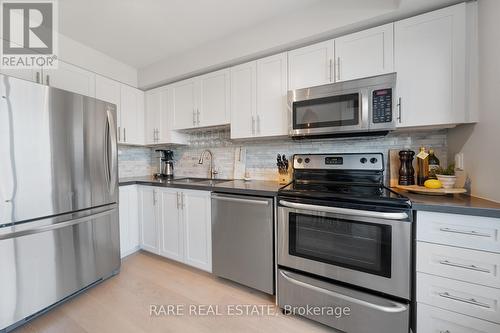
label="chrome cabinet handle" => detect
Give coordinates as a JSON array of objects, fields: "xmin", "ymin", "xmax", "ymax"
[
  {"xmin": 439, "ymin": 260, "xmax": 491, "ymax": 273},
  {"xmin": 336, "ymin": 57, "xmax": 341, "ymax": 81},
  {"xmin": 438, "ymin": 292, "xmax": 491, "ymax": 309},
  {"xmin": 397, "ymin": 97, "xmax": 402, "ymax": 123},
  {"xmin": 193, "ymin": 109, "xmax": 196, "ymax": 126},
  {"xmin": 280, "ymin": 200, "xmax": 408, "ymax": 220},
  {"xmin": 36, "ymin": 71, "xmax": 41, "ymax": 83},
  {"xmin": 251, "ymin": 116, "xmax": 255, "ymax": 135},
  {"xmin": 439, "ymin": 227, "xmax": 492, "ymax": 238},
  {"xmin": 118, "ymin": 126, "xmax": 121, "ymax": 141},
  {"xmin": 45, "ymin": 74, "xmax": 50, "ymax": 86},
  {"xmin": 329, "ymin": 59, "xmax": 333, "ymax": 82},
  {"xmin": 196, "ymin": 108, "xmax": 200, "ymax": 126},
  {"xmin": 256, "ymin": 115, "xmax": 261, "ymax": 134},
  {"xmin": 123, "ymin": 127, "xmax": 126, "ymax": 142}
]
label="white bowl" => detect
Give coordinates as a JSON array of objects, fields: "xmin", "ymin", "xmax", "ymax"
[{"xmin": 436, "ymin": 175, "xmax": 457, "ymax": 189}]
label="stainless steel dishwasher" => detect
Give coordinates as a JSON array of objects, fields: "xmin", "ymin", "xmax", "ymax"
[{"xmin": 211, "ymin": 193, "xmax": 274, "ymax": 294}]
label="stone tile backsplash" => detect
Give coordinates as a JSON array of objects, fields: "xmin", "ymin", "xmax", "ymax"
[{"xmin": 118, "ymin": 128, "xmax": 448, "ymax": 182}]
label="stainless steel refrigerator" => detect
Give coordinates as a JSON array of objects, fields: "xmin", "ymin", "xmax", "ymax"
[{"xmin": 0, "ymin": 74, "xmax": 120, "ymax": 331}]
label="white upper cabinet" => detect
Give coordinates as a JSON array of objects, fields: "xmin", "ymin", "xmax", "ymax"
[
  {"xmin": 230, "ymin": 53, "xmax": 288, "ymax": 139},
  {"xmin": 145, "ymin": 86, "xmax": 186, "ymax": 145},
  {"xmin": 230, "ymin": 61, "xmax": 256, "ymax": 139},
  {"xmin": 0, "ymin": 68, "xmax": 41, "ymax": 83},
  {"xmin": 172, "ymin": 69, "xmax": 230, "ymax": 130},
  {"xmin": 198, "ymin": 69, "xmax": 230, "ymax": 127},
  {"xmin": 395, "ymin": 3, "xmax": 475, "ymax": 128},
  {"xmin": 335, "ymin": 23, "xmax": 394, "ymax": 82},
  {"xmin": 120, "ymin": 85, "xmax": 144, "ymax": 145},
  {"xmin": 256, "ymin": 53, "xmax": 288, "ymax": 137},
  {"xmin": 43, "ymin": 61, "xmax": 96, "ymax": 98},
  {"xmin": 288, "ymin": 40, "xmax": 333, "ymax": 90},
  {"xmin": 172, "ymin": 78, "xmax": 197, "ymax": 130}
]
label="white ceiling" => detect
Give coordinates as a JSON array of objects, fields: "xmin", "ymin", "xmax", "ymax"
[{"xmin": 58, "ymin": 0, "xmax": 325, "ymax": 69}]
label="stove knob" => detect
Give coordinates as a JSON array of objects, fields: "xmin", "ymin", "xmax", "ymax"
[
  {"xmin": 370, "ymin": 157, "xmax": 378, "ymax": 164},
  {"xmin": 360, "ymin": 157, "xmax": 367, "ymax": 164},
  {"xmin": 304, "ymin": 158, "xmax": 310, "ymax": 164},
  {"xmin": 297, "ymin": 158, "xmax": 303, "ymax": 164}
]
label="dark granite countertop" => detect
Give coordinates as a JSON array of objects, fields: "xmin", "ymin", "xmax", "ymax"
[
  {"xmin": 392, "ymin": 188, "xmax": 500, "ymax": 218},
  {"xmin": 119, "ymin": 176, "xmax": 283, "ymax": 197},
  {"xmin": 119, "ymin": 177, "xmax": 500, "ymax": 218}
]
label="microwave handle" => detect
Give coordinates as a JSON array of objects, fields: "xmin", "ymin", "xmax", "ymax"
[{"xmin": 279, "ymin": 200, "xmax": 408, "ymax": 220}]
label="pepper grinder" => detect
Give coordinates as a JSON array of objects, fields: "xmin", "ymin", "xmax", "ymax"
[{"xmin": 398, "ymin": 150, "xmax": 415, "ymax": 185}]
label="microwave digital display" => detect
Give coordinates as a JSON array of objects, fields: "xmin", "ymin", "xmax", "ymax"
[{"xmin": 325, "ymin": 157, "xmax": 343, "ymax": 165}]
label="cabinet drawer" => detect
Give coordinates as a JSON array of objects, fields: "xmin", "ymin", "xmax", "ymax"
[
  {"xmin": 417, "ymin": 272, "xmax": 500, "ymax": 323},
  {"xmin": 417, "ymin": 211, "xmax": 500, "ymax": 253},
  {"xmin": 417, "ymin": 242, "xmax": 500, "ymax": 288},
  {"xmin": 418, "ymin": 303, "xmax": 500, "ymax": 333}
]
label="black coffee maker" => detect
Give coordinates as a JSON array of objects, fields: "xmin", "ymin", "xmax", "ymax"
[{"xmin": 155, "ymin": 150, "xmax": 174, "ymax": 178}]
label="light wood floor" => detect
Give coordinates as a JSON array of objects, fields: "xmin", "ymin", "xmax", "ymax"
[{"xmin": 14, "ymin": 251, "xmax": 333, "ymax": 333}]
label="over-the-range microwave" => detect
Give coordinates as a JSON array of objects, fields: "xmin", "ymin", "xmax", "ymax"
[{"xmin": 288, "ymin": 73, "xmax": 397, "ymax": 138}]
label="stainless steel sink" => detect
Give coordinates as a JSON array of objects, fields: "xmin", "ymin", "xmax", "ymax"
[{"xmin": 172, "ymin": 178, "xmax": 232, "ymax": 186}]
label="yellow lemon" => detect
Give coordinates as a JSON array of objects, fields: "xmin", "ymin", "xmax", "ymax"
[{"xmin": 424, "ymin": 179, "xmax": 442, "ymax": 189}]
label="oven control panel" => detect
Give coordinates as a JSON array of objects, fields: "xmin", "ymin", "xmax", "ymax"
[
  {"xmin": 294, "ymin": 153, "xmax": 384, "ymax": 171},
  {"xmin": 372, "ymin": 88, "xmax": 393, "ymax": 124}
]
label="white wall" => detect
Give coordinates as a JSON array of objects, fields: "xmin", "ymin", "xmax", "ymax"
[
  {"xmin": 447, "ymin": 0, "xmax": 500, "ymax": 202},
  {"xmin": 58, "ymin": 34, "xmax": 138, "ymax": 87},
  {"xmin": 138, "ymin": 0, "xmax": 462, "ymax": 88}
]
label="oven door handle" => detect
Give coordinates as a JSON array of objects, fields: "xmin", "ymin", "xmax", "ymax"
[{"xmin": 279, "ymin": 200, "xmax": 408, "ymax": 220}]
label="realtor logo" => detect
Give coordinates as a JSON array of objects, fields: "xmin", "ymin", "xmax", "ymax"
[{"xmin": 1, "ymin": 0, "xmax": 58, "ymax": 68}]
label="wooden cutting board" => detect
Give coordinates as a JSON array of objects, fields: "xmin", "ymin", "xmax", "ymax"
[{"xmin": 395, "ymin": 185, "xmax": 467, "ymax": 196}]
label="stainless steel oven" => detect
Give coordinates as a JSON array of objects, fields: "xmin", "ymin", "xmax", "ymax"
[
  {"xmin": 278, "ymin": 199, "xmax": 412, "ymax": 300},
  {"xmin": 288, "ymin": 73, "xmax": 396, "ymax": 138}
]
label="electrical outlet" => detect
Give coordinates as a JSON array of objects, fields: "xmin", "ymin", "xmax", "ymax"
[{"xmin": 455, "ymin": 153, "xmax": 464, "ymax": 170}]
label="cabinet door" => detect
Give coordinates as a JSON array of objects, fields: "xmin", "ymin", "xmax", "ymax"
[
  {"xmin": 335, "ymin": 23, "xmax": 394, "ymax": 82},
  {"xmin": 44, "ymin": 61, "xmax": 96, "ymax": 97},
  {"xmin": 288, "ymin": 40, "xmax": 333, "ymax": 90},
  {"xmin": 198, "ymin": 69, "xmax": 230, "ymax": 127},
  {"xmin": 256, "ymin": 53, "xmax": 288, "ymax": 137},
  {"xmin": 145, "ymin": 89, "xmax": 161, "ymax": 144},
  {"xmin": 138, "ymin": 186, "xmax": 158, "ymax": 253},
  {"xmin": 118, "ymin": 186, "xmax": 130, "ymax": 258},
  {"xmin": 395, "ymin": 3, "xmax": 467, "ymax": 128},
  {"xmin": 230, "ymin": 61, "xmax": 256, "ymax": 139},
  {"xmin": 95, "ymin": 75, "xmax": 122, "ymax": 138},
  {"xmin": 172, "ymin": 79, "xmax": 197, "ymax": 129},
  {"xmin": 0, "ymin": 68, "xmax": 40, "ymax": 82},
  {"xmin": 159, "ymin": 87, "xmax": 186, "ymax": 144},
  {"xmin": 158, "ymin": 189, "xmax": 183, "ymax": 262},
  {"xmin": 119, "ymin": 185, "xmax": 139, "ymax": 258},
  {"xmin": 182, "ymin": 190, "xmax": 211, "ymax": 272},
  {"xmin": 120, "ymin": 85, "xmax": 145, "ymax": 145}
]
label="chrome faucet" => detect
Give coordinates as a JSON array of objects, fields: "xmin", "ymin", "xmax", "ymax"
[{"xmin": 198, "ymin": 149, "xmax": 217, "ymax": 179}]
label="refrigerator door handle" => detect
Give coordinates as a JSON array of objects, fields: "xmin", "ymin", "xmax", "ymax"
[
  {"xmin": 106, "ymin": 109, "xmax": 118, "ymax": 194},
  {"xmin": 0, "ymin": 206, "xmax": 116, "ymax": 240}
]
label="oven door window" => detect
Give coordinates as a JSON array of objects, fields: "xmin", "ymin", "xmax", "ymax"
[
  {"xmin": 292, "ymin": 93, "xmax": 360, "ymax": 130},
  {"xmin": 289, "ymin": 213, "xmax": 392, "ymax": 278}
]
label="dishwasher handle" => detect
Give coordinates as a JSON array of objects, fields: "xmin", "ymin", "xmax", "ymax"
[{"xmin": 212, "ymin": 194, "xmax": 270, "ymax": 206}]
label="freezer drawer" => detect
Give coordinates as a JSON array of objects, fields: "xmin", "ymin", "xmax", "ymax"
[
  {"xmin": 211, "ymin": 193, "xmax": 274, "ymax": 294},
  {"xmin": 277, "ymin": 269, "xmax": 410, "ymax": 333},
  {"xmin": 0, "ymin": 205, "xmax": 120, "ymax": 331}
]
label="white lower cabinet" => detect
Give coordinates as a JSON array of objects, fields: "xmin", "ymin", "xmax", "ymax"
[
  {"xmin": 418, "ymin": 303, "xmax": 500, "ymax": 333},
  {"xmin": 118, "ymin": 185, "xmax": 140, "ymax": 258},
  {"xmin": 139, "ymin": 186, "xmax": 212, "ymax": 272},
  {"xmin": 416, "ymin": 211, "xmax": 500, "ymax": 331}
]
